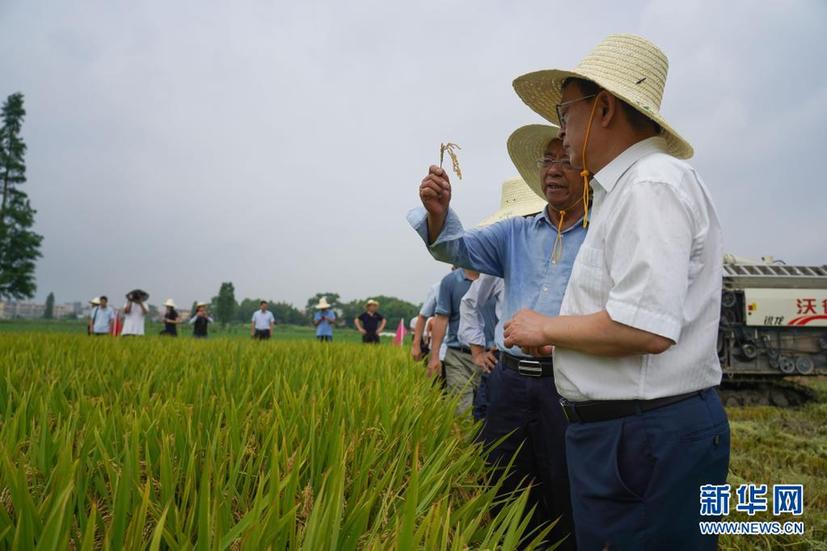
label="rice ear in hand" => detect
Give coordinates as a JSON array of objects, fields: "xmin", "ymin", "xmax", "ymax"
[{"xmin": 439, "ymin": 143, "xmax": 462, "ymax": 180}]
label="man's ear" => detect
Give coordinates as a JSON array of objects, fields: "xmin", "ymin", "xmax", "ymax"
[{"xmin": 598, "ymin": 91, "xmax": 618, "ymax": 129}]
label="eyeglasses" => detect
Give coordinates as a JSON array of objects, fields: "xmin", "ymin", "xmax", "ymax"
[
  {"xmin": 555, "ymin": 94, "xmax": 597, "ymax": 128},
  {"xmin": 535, "ymin": 156, "xmax": 573, "ymax": 170}
]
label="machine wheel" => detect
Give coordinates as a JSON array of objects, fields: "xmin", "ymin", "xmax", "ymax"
[
  {"xmin": 741, "ymin": 342, "xmax": 758, "ymax": 360},
  {"xmin": 778, "ymin": 355, "xmax": 795, "ymax": 374},
  {"xmin": 722, "ymin": 291, "xmax": 737, "ymax": 308},
  {"xmin": 795, "ymin": 356, "xmax": 815, "ymax": 375}
]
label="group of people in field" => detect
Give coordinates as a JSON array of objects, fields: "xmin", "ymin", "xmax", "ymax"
[
  {"xmin": 407, "ymin": 35, "xmax": 729, "ymax": 550},
  {"xmin": 87, "ymin": 291, "xmax": 215, "ymax": 338},
  {"xmin": 86, "ymin": 292, "xmax": 388, "ymax": 343}
]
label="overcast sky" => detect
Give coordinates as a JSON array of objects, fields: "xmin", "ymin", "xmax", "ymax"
[{"xmin": 1, "ymin": 0, "xmax": 825, "ymax": 309}]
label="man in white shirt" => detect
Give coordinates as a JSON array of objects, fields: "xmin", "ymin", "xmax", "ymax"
[
  {"xmin": 251, "ymin": 301, "xmax": 275, "ymax": 340},
  {"xmin": 458, "ymin": 273, "xmax": 502, "ymax": 422},
  {"xmin": 506, "ymin": 35, "xmax": 729, "ymax": 550},
  {"xmin": 121, "ymin": 291, "xmax": 148, "ymax": 336}
]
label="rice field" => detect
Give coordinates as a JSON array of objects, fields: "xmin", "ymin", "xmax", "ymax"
[
  {"xmin": 0, "ymin": 335, "xmax": 545, "ymax": 550},
  {"xmin": 1, "ymin": 332, "xmax": 825, "ymax": 549}
]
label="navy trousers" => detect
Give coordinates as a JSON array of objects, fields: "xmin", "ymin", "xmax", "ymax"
[
  {"xmin": 566, "ymin": 388, "xmax": 730, "ymax": 550},
  {"xmin": 481, "ymin": 360, "xmax": 575, "ymax": 550},
  {"xmin": 472, "ymin": 372, "xmax": 490, "ymax": 422}
]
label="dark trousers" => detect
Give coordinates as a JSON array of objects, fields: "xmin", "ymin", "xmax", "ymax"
[
  {"xmin": 472, "ymin": 372, "xmax": 489, "ymax": 422},
  {"xmin": 317, "ymin": 335, "xmax": 332, "ymax": 342},
  {"xmin": 362, "ymin": 333, "xmax": 380, "ymax": 344},
  {"xmin": 566, "ymin": 388, "xmax": 730, "ymax": 550},
  {"xmin": 481, "ymin": 360, "xmax": 575, "ymax": 550},
  {"xmin": 254, "ymin": 329, "xmax": 271, "ymax": 340}
]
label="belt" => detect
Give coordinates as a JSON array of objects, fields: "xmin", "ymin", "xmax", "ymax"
[
  {"xmin": 560, "ymin": 389, "xmax": 706, "ymax": 423},
  {"xmin": 448, "ymin": 345, "xmax": 473, "ymax": 354},
  {"xmin": 502, "ymin": 352, "xmax": 554, "ymax": 377}
]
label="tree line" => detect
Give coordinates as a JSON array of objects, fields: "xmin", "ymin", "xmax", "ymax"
[{"xmin": 210, "ymin": 283, "xmax": 420, "ymax": 329}]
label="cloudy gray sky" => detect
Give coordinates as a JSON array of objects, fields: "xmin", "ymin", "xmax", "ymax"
[{"xmin": 1, "ymin": 0, "xmax": 825, "ymax": 309}]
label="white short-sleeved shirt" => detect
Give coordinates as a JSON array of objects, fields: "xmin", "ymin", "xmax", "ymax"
[
  {"xmin": 554, "ymin": 137, "xmax": 723, "ymax": 401},
  {"xmin": 121, "ymin": 302, "xmax": 147, "ymax": 336},
  {"xmin": 252, "ymin": 310, "xmax": 275, "ymax": 330}
]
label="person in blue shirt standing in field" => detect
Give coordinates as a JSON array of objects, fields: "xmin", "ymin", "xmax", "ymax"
[
  {"xmin": 313, "ymin": 297, "xmax": 336, "ymax": 342},
  {"xmin": 408, "ymin": 123, "xmax": 586, "ymax": 549},
  {"xmin": 88, "ymin": 295, "xmax": 116, "ymax": 336}
]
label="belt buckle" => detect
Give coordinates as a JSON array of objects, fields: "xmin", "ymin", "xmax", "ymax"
[{"xmin": 517, "ymin": 359, "xmax": 542, "ymax": 377}]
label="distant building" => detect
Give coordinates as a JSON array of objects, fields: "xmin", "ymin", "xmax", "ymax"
[
  {"xmin": 0, "ymin": 300, "xmax": 84, "ymax": 320},
  {"xmin": 0, "ymin": 301, "xmax": 45, "ymax": 319}
]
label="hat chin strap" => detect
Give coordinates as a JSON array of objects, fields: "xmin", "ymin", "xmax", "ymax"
[{"xmin": 579, "ymin": 98, "xmax": 600, "ymax": 228}]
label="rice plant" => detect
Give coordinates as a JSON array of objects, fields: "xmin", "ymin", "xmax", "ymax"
[{"xmin": 0, "ymin": 334, "xmax": 548, "ymax": 549}]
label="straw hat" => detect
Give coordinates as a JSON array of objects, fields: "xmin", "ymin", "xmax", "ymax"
[
  {"xmin": 196, "ymin": 301, "xmax": 209, "ymax": 308},
  {"xmin": 477, "ymin": 175, "xmax": 549, "ymax": 227},
  {"xmin": 164, "ymin": 299, "xmax": 176, "ymax": 308},
  {"xmin": 89, "ymin": 297, "xmax": 100, "ymax": 306},
  {"xmin": 512, "ymin": 34, "xmax": 692, "ymax": 159},
  {"xmin": 316, "ymin": 297, "xmax": 332, "ymax": 309},
  {"xmin": 365, "ymin": 299, "xmax": 380, "ymax": 308},
  {"xmin": 505, "ymin": 124, "xmax": 563, "ymax": 205}
]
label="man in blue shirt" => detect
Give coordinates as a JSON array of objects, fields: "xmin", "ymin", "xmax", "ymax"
[
  {"xmin": 88, "ymin": 296, "xmax": 115, "ymax": 336},
  {"xmin": 408, "ymin": 124, "xmax": 585, "ymax": 549},
  {"xmin": 429, "ymin": 267, "xmax": 497, "ymax": 415},
  {"xmin": 313, "ymin": 297, "xmax": 336, "ymax": 342}
]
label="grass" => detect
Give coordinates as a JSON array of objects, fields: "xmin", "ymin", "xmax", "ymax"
[
  {"xmin": 0, "ymin": 334, "xmax": 545, "ymax": 550},
  {"xmin": 720, "ymin": 376, "xmax": 827, "ymax": 550},
  {"xmin": 0, "ymin": 319, "xmax": 371, "ymax": 343},
  {"xmin": 0, "ymin": 329, "xmax": 824, "ymax": 549}
]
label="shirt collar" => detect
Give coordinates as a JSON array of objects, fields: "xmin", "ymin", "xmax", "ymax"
[{"xmin": 591, "ymin": 136, "xmax": 669, "ymax": 194}]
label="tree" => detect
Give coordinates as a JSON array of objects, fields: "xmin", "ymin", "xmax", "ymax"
[
  {"xmin": 269, "ymin": 301, "xmax": 307, "ymax": 325},
  {"xmin": 214, "ymin": 282, "xmax": 237, "ymax": 325},
  {"xmin": 43, "ymin": 292, "xmax": 54, "ymax": 319},
  {"xmin": 0, "ymin": 92, "xmax": 42, "ymax": 300}
]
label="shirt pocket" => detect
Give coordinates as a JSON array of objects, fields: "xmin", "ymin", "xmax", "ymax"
[{"xmin": 570, "ymin": 244, "xmax": 609, "ymax": 305}]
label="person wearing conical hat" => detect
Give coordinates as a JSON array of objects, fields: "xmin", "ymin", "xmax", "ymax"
[
  {"xmin": 409, "ymin": 124, "xmax": 585, "ymax": 548},
  {"xmin": 355, "ymin": 299, "xmax": 386, "ymax": 344},
  {"xmin": 313, "ymin": 297, "xmax": 336, "ymax": 342},
  {"xmin": 160, "ymin": 299, "xmax": 181, "ymax": 336},
  {"xmin": 121, "ymin": 289, "xmax": 149, "ymax": 337},
  {"xmin": 504, "ymin": 35, "xmax": 728, "ymax": 550}
]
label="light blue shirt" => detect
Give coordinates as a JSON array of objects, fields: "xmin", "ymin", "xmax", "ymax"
[
  {"xmin": 90, "ymin": 305, "xmax": 115, "ymax": 334},
  {"xmin": 407, "ymin": 206, "xmax": 587, "ymax": 357},
  {"xmin": 314, "ymin": 310, "xmax": 336, "ymax": 337},
  {"xmin": 459, "ymin": 274, "xmax": 504, "ymax": 350},
  {"xmin": 419, "ymin": 281, "xmax": 442, "ymax": 317},
  {"xmin": 435, "ymin": 269, "xmax": 475, "ymax": 349}
]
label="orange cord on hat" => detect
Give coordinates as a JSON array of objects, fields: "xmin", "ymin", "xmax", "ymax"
[{"xmin": 579, "ymin": 97, "xmax": 601, "ymax": 228}]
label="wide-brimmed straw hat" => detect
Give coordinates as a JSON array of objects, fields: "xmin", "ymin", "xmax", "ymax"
[
  {"xmin": 89, "ymin": 297, "xmax": 101, "ymax": 306},
  {"xmin": 196, "ymin": 301, "xmax": 209, "ymax": 308},
  {"xmin": 365, "ymin": 299, "xmax": 380, "ymax": 308},
  {"xmin": 512, "ymin": 34, "xmax": 692, "ymax": 159},
  {"xmin": 316, "ymin": 297, "xmax": 332, "ymax": 309},
  {"xmin": 506, "ymin": 124, "xmax": 562, "ymax": 204},
  {"xmin": 477, "ymin": 175, "xmax": 549, "ymax": 227},
  {"xmin": 164, "ymin": 299, "xmax": 176, "ymax": 308}
]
